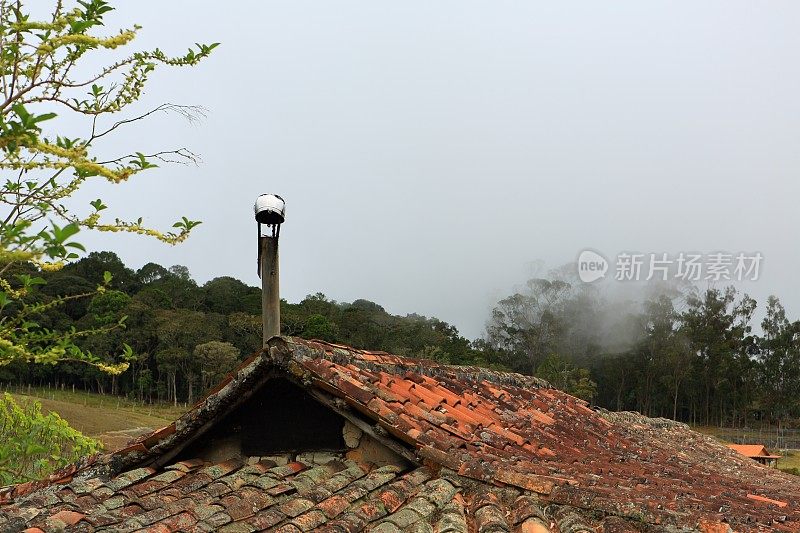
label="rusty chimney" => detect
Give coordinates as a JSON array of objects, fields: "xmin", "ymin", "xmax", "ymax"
[{"xmin": 255, "ymin": 194, "xmax": 285, "ymax": 346}]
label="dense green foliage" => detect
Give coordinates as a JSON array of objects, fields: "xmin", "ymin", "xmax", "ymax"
[
  {"xmin": 0, "ymin": 393, "xmax": 100, "ymax": 484},
  {"xmin": 3, "ymin": 251, "xmax": 800, "ymax": 431},
  {"xmin": 0, "ymin": 251, "xmax": 499, "ymax": 406}
]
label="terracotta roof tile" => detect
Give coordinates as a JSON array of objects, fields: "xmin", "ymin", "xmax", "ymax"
[
  {"xmin": 248, "ymin": 508, "xmax": 284, "ymax": 530},
  {"xmin": 48, "ymin": 509, "xmax": 85, "ymax": 526},
  {"xmin": 746, "ymin": 493, "xmax": 788, "ymax": 508},
  {"xmin": 317, "ymin": 494, "xmax": 350, "ymax": 519}
]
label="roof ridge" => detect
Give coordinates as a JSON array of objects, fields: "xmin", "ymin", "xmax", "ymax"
[{"xmin": 288, "ymin": 338, "xmax": 552, "ymax": 391}]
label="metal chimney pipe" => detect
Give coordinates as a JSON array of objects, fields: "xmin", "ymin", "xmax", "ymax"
[
  {"xmin": 260, "ymin": 235, "xmax": 280, "ymax": 345},
  {"xmin": 254, "ymin": 194, "xmax": 285, "ymax": 346}
]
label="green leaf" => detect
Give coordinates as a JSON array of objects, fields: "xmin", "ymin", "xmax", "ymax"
[
  {"xmin": 58, "ymin": 223, "xmax": 80, "ymax": 242},
  {"xmin": 12, "ymin": 103, "xmax": 30, "ymax": 122},
  {"xmin": 90, "ymin": 199, "xmax": 107, "ymax": 211},
  {"xmin": 32, "ymin": 112, "xmax": 57, "ymax": 124}
]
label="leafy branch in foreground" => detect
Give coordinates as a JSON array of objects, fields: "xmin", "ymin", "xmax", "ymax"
[
  {"xmin": 0, "ymin": 393, "xmax": 101, "ymax": 484},
  {"xmin": 0, "ymin": 0, "xmax": 216, "ymax": 372}
]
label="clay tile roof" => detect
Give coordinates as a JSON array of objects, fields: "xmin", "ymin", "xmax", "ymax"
[
  {"xmin": 727, "ymin": 444, "xmax": 782, "ymax": 459},
  {"xmin": 2, "ymin": 336, "xmax": 800, "ymax": 532}
]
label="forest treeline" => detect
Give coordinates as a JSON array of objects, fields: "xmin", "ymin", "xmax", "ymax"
[
  {"xmin": 486, "ymin": 274, "xmax": 799, "ymax": 429},
  {"xmin": 2, "ymin": 252, "xmax": 488, "ymax": 406},
  {"xmin": 3, "ymin": 252, "xmax": 799, "ymax": 429}
]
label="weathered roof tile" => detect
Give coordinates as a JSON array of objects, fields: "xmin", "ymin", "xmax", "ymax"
[
  {"xmin": 289, "ymin": 508, "xmax": 328, "ymax": 531},
  {"xmin": 217, "ymin": 521, "xmax": 256, "ymax": 533},
  {"xmin": 279, "ymin": 497, "xmax": 315, "ymax": 518},
  {"xmin": 248, "ymin": 507, "xmax": 285, "ymax": 530},
  {"xmin": 435, "ymin": 501, "xmax": 469, "ymax": 533}
]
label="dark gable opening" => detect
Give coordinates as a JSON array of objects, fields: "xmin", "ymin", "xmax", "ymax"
[{"xmin": 178, "ymin": 377, "xmax": 345, "ymax": 461}]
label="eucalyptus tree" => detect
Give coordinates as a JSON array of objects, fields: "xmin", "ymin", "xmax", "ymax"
[
  {"xmin": 681, "ymin": 287, "xmax": 756, "ymax": 425},
  {"xmin": 759, "ymin": 296, "xmax": 800, "ymax": 428},
  {"xmin": 486, "ymin": 278, "xmax": 572, "ymax": 374}
]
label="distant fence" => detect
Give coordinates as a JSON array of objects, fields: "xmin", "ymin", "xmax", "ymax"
[
  {"xmin": 0, "ymin": 382, "xmax": 191, "ymax": 412},
  {"xmin": 697, "ymin": 426, "xmax": 800, "ymax": 451}
]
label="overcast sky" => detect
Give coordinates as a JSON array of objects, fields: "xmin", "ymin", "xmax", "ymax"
[{"xmin": 68, "ymin": 1, "xmax": 800, "ymax": 339}]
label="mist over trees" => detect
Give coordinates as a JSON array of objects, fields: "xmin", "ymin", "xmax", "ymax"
[
  {"xmin": 3, "ymin": 251, "xmax": 799, "ymax": 430},
  {"xmin": 485, "ymin": 267, "xmax": 800, "ymax": 428}
]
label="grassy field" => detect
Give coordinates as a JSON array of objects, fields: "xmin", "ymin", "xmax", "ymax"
[
  {"xmin": 6, "ymin": 388, "xmax": 187, "ymax": 451},
  {"xmin": 778, "ymin": 450, "xmax": 800, "ymax": 471}
]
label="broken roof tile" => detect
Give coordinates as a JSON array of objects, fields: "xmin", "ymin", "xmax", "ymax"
[{"xmin": 746, "ymin": 493, "xmax": 788, "ymax": 508}]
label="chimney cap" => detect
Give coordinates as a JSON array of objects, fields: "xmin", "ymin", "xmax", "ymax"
[{"xmin": 255, "ymin": 194, "xmax": 285, "ymax": 225}]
